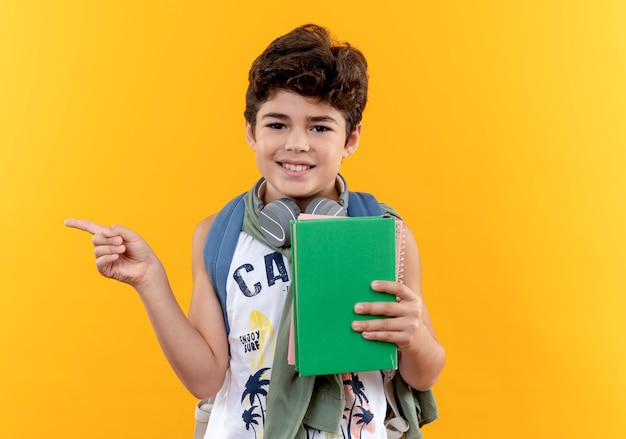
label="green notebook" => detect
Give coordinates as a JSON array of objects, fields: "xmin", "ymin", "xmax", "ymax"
[{"xmin": 290, "ymin": 216, "xmax": 398, "ymax": 376}]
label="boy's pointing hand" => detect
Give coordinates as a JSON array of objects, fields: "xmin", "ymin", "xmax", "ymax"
[{"xmin": 65, "ymin": 218, "xmax": 161, "ymax": 289}]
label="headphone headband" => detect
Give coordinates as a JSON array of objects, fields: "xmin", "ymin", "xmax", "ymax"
[
  {"xmin": 253, "ymin": 175, "xmax": 349, "ymax": 215},
  {"xmin": 253, "ymin": 175, "xmax": 349, "ymax": 247}
]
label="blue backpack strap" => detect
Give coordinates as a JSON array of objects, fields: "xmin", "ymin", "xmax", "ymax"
[
  {"xmin": 203, "ymin": 193, "xmax": 246, "ymax": 335},
  {"xmin": 347, "ymin": 191, "xmax": 384, "ymax": 217}
]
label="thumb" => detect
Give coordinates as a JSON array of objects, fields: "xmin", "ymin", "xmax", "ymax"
[{"xmin": 102, "ymin": 224, "xmax": 139, "ymax": 241}]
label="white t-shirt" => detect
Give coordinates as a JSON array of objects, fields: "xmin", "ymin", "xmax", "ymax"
[{"xmin": 205, "ymin": 232, "xmax": 388, "ymax": 438}]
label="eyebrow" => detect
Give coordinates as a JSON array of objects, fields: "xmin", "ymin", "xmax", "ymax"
[{"xmin": 260, "ymin": 112, "xmax": 339, "ymax": 125}]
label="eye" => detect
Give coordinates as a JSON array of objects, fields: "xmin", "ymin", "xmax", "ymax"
[
  {"xmin": 311, "ymin": 125, "xmax": 330, "ymax": 132},
  {"xmin": 266, "ymin": 122, "xmax": 286, "ymax": 130}
]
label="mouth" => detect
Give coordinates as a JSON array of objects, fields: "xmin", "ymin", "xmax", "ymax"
[{"xmin": 280, "ymin": 162, "xmax": 313, "ymax": 172}]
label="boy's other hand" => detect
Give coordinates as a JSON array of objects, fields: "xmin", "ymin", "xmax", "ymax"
[{"xmin": 351, "ymin": 280, "xmax": 424, "ymax": 352}]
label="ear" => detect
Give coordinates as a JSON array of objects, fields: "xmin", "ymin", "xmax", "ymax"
[
  {"xmin": 245, "ymin": 120, "xmax": 256, "ymax": 150},
  {"xmin": 343, "ymin": 123, "xmax": 361, "ymax": 158}
]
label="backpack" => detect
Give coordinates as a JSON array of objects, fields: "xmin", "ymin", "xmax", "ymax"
[{"xmin": 194, "ymin": 191, "xmax": 410, "ymax": 439}]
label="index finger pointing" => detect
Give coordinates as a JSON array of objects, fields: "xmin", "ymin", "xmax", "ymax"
[{"xmin": 64, "ymin": 218, "xmax": 106, "ymax": 235}]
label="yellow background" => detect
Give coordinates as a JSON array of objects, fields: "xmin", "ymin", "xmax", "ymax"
[{"xmin": 1, "ymin": 1, "xmax": 625, "ymax": 437}]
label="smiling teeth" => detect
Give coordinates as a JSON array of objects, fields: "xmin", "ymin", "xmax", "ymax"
[{"xmin": 282, "ymin": 163, "xmax": 310, "ymax": 172}]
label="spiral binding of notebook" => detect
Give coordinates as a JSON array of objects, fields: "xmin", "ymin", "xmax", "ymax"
[{"xmin": 395, "ymin": 219, "xmax": 406, "ymax": 284}]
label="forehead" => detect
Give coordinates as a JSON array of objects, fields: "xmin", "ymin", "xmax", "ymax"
[{"xmin": 259, "ymin": 89, "xmax": 345, "ymax": 121}]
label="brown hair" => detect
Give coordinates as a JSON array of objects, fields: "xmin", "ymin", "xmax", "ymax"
[{"xmin": 244, "ymin": 24, "xmax": 368, "ymax": 138}]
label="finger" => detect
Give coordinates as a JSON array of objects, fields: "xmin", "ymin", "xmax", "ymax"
[
  {"xmin": 104, "ymin": 224, "xmax": 140, "ymax": 242},
  {"xmin": 355, "ymin": 294, "xmax": 422, "ymax": 318},
  {"xmin": 353, "ymin": 315, "xmax": 420, "ymax": 346},
  {"xmin": 64, "ymin": 218, "xmax": 106, "ymax": 235},
  {"xmin": 371, "ymin": 280, "xmax": 415, "ymax": 302},
  {"xmin": 352, "ymin": 315, "xmax": 404, "ymax": 332},
  {"xmin": 94, "ymin": 244, "xmax": 126, "ymax": 259},
  {"xmin": 355, "ymin": 300, "xmax": 403, "ymax": 317},
  {"xmin": 92, "ymin": 233, "xmax": 124, "ymax": 247},
  {"xmin": 371, "ymin": 280, "xmax": 403, "ymax": 295},
  {"xmin": 360, "ymin": 328, "xmax": 413, "ymax": 347},
  {"xmin": 95, "ymin": 253, "xmax": 120, "ymax": 276}
]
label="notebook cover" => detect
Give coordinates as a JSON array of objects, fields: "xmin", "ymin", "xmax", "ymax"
[{"xmin": 290, "ymin": 216, "xmax": 398, "ymax": 376}]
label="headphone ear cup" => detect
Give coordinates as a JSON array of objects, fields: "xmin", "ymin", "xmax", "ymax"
[
  {"xmin": 258, "ymin": 198, "xmax": 301, "ymax": 247},
  {"xmin": 304, "ymin": 198, "xmax": 347, "ymax": 217}
]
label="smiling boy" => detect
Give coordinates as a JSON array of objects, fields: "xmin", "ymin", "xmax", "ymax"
[{"xmin": 66, "ymin": 24, "xmax": 444, "ymax": 438}]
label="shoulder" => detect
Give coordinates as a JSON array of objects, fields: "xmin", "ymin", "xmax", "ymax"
[
  {"xmin": 193, "ymin": 214, "xmax": 217, "ymax": 245},
  {"xmin": 192, "ymin": 190, "xmax": 247, "ymax": 248},
  {"xmin": 191, "ymin": 214, "xmax": 218, "ymax": 275}
]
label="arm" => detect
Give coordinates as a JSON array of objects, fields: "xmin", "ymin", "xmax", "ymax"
[
  {"xmin": 351, "ymin": 225, "xmax": 445, "ymax": 391},
  {"xmin": 64, "ymin": 217, "xmax": 229, "ymax": 399}
]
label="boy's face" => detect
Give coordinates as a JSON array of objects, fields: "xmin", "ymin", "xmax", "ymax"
[{"xmin": 246, "ymin": 90, "xmax": 360, "ymax": 209}]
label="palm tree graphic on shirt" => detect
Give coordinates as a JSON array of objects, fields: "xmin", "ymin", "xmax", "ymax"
[
  {"xmin": 354, "ymin": 406, "xmax": 375, "ymax": 438},
  {"xmin": 241, "ymin": 367, "xmax": 271, "ymax": 429},
  {"xmin": 242, "ymin": 405, "xmax": 262, "ymax": 439},
  {"xmin": 342, "ymin": 372, "xmax": 374, "ymax": 439}
]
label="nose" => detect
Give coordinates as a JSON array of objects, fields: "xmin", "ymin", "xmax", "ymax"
[{"xmin": 285, "ymin": 129, "xmax": 309, "ymax": 152}]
